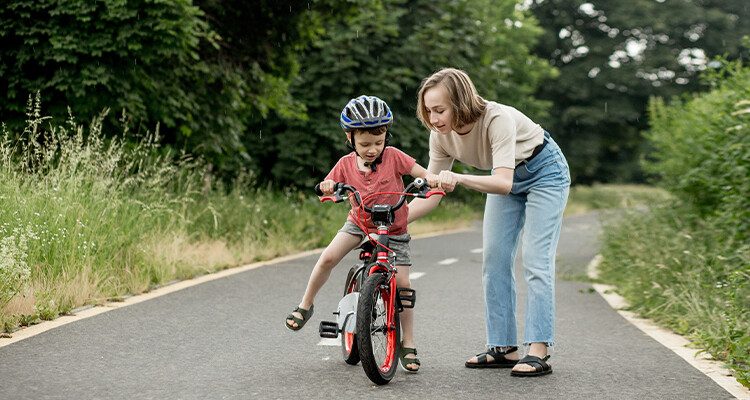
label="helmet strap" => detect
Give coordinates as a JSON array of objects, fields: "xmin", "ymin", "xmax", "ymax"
[{"xmin": 346, "ymin": 134, "xmax": 386, "ymax": 172}]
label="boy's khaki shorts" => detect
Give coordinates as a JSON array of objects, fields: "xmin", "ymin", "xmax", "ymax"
[{"xmin": 339, "ymin": 221, "xmax": 412, "ymax": 266}]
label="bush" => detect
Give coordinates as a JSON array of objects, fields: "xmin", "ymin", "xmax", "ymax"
[
  {"xmin": 599, "ymin": 58, "xmax": 750, "ymax": 387},
  {"xmin": 645, "ymin": 59, "xmax": 750, "ymax": 240}
]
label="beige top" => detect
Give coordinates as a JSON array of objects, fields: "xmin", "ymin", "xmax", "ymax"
[{"xmin": 427, "ymin": 101, "xmax": 545, "ymax": 173}]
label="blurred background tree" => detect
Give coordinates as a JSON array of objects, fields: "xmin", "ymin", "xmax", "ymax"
[
  {"xmin": 528, "ymin": 0, "xmax": 749, "ymax": 183},
  {"xmin": 1, "ymin": 0, "xmax": 747, "ymax": 186}
]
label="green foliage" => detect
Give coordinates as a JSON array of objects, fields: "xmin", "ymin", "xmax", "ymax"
[
  {"xmin": 645, "ymin": 59, "xmax": 750, "ymax": 240},
  {"xmin": 0, "ymin": 0, "xmax": 313, "ymax": 176},
  {"xmin": 599, "ymin": 59, "xmax": 750, "ymax": 387},
  {"xmin": 1, "ymin": 0, "xmax": 211, "ymax": 127},
  {"xmin": 258, "ymin": 0, "xmax": 556, "ymax": 187},
  {"xmin": 599, "ymin": 207, "xmax": 749, "ymax": 387},
  {"xmin": 0, "ymin": 226, "xmax": 31, "ymax": 311},
  {"xmin": 530, "ymin": 0, "xmax": 750, "ymax": 184}
]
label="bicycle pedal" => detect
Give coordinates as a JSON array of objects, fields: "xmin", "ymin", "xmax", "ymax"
[
  {"xmin": 398, "ymin": 288, "xmax": 416, "ymax": 309},
  {"xmin": 319, "ymin": 320, "xmax": 339, "ymax": 338}
]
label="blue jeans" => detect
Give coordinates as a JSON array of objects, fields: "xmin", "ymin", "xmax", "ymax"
[{"xmin": 482, "ymin": 132, "xmax": 570, "ymax": 347}]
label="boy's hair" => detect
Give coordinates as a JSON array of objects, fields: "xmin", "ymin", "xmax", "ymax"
[
  {"xmin": 351, "ymin": 126, "xmax": 388, "ymax": 137},
  {"xmin": 416, "ymin": 67, "xmax": 486, "ymax": 132}
]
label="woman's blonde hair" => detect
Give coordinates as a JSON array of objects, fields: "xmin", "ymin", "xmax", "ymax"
[{"xmin": 416, "ymin": 67, "xmax": 486, "ymax": 132}]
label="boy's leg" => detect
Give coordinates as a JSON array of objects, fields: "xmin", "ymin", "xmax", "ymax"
[
  {"xmin": 396, "ymin": 265, "xmax": 419, "ymax": 369},
  {"xmin": 286, "ymin": 231, "xmax": 361, "ymax": 329},
  {"xmin": 395, "ymin": 264, "xmax": 419, "ymax": 370}
]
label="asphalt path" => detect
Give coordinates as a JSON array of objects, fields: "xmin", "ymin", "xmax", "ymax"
[{"xmin": 0, "ymin": 212, "xmax": 737, "ymax": 399}]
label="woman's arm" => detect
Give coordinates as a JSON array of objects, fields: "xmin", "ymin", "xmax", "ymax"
[{"xmin": 437, "ymin": 167, "xmax": 513, "ymax": 195}]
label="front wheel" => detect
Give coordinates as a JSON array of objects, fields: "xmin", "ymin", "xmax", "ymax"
[
  {"xmin": 341, "ymin": 266, "xmax": 361, "ymax": 365},
  {"xmin": 356, "ymin": 272, "xmax": 400, "ymax": 385}
]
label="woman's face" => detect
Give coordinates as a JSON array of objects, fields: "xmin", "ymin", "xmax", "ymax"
[{"xmin": 423, "ymin": 85, "xmax": 454, "ymax": 135}]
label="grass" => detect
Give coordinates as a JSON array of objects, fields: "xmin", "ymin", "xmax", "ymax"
[
  {"xmin": 598, "ymin": 204, "xmax": 749, "ymax": 387},
  {"xmin": 564, "ymin": 183, "xmax": 672, "ymax": 215}
]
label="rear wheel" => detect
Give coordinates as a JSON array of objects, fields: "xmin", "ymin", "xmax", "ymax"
[
  {"xmin": 341, "ymin": 266, "xmax": 360, "ymax": 365},
  {"xmin": 356, "ymin": 272, "xmax": 400, "ymax": 385}
]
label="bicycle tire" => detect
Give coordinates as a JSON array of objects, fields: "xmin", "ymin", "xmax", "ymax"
[
  {"xmin": 341, "ymin": 266, "xmax": 361, "ymax": 365},
  {"xmin": 356, "ymin": 272, "xmax": 400, "ymax": 385}
]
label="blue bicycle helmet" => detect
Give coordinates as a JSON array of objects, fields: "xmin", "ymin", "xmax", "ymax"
[{"xmin": 340, "ymin": 95, "xmax": 393, "ymax": 132}]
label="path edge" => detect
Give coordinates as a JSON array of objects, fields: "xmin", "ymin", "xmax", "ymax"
[
  {"xmin": 0, "ymin": 226, "xmax": 471, "ymax": 348},
  {"xmin": 587, "ymin": 254, "xmax": 749, "ymax": 399}
]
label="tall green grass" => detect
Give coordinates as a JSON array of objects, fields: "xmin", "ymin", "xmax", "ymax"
[
  {"xmin": 599, "ymin": 205, "xmax": 749, "ymax": 387},
  {"xmin": 0, "ymin": 94, "xmax": 477, "ymax": 331}
]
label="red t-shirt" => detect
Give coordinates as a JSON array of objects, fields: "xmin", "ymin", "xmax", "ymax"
[{"xmin": 325, "ymin": 147, "xmax": 416, "ymax": 235}]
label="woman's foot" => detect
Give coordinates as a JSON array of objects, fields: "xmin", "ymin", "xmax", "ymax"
[
  {"xmin": 511, "ymin": 343, "xmax": 550, "ymax": 375},
  {"xmin": 465, "ymin": 346, "xmax": 519, "ymax": 368},
  {"xmin": 285, "ymin": 304, "xmax": 314, "ymax": 331}
]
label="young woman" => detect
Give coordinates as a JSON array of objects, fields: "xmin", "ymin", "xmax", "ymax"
[{"xmin": 409, "ymin": 68, "xmax": 570, "ymax": 377}]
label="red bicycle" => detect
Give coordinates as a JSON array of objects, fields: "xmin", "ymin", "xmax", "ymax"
[{"xmin": 317, "ymin": 177, "xmax": 443, "ymax": 385}]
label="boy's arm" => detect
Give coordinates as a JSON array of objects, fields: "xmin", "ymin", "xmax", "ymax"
[
  {"xmin": 408, "ymin": 163, "xmax": 427, "ymax": 179},
  {"xmin": 407, "ymin": 162, "xmax": 443, "ymax": 223},
  {"xmin": 408, "ymin": 196, "xmax": 441, "ymax": 223}
]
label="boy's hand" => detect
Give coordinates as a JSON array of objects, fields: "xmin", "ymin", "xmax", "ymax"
[{"xmin": 318, "ymin": 179, "xmax": 336, "ymax": 195}]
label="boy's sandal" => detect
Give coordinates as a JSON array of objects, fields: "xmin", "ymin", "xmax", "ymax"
[
  {"xmin": 285, "ymin": 305, "xmax": 314, "ymax": 331},
  {"xmin": 465, "ymin": 346, "xmax": 518, "ymax": 368},
  {"xmin": 399, "ymin": 345, "xmax": 421, "ymax": 372},
  {"xmin": 510, "ymin": 354, "xmax": 552, "ymax": 377}
]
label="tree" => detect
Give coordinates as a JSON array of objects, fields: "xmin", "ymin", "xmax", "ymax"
[
  {"xmin": 529, "ymin": 0, "xmax": 750, "ymax": 183},
  {"xmin": 257, "ymin": 0, "xmax": 556, "ymax": 188},
  {"xmin": 0, "ymin": 0, "xmax": 321, "ymax": 175}
]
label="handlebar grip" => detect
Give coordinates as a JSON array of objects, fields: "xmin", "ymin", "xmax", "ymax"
[{"xmin": 314, "ymin": 183, "xmax": 324, "ymax": 197}]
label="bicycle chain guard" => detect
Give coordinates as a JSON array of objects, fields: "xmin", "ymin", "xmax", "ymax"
[{"xmin": 319, "ymin": 292, "xmax": 360, "ymax": 338}]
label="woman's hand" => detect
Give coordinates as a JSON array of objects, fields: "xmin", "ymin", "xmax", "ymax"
[
  {"xmin": 437, "ymin": 170, "xmax": 460, "ymax": 192},
  {"xmin": 425, "ymin": 172, "xmax": 441, "ymax": 189}
]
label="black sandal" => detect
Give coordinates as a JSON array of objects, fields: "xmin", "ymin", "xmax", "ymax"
[
  {"xmin": 285, "ymin": 305, "xmax": 314, "ymax": 331},
  {"xmin": 465, "ymin": 346, "xmax": 518, "ymax": 368},
  {"xmin": 399, "ymin": 344, "xmax": 421, "ymax": 373},
  {"xmin": 510, "ymin": 354, "xmax": 552, "ymax": 377}
]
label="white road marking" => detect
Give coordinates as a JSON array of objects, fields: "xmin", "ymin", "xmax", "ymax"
[
  {"xmin": 318, "ymin": 338, "xmax": 340, "ymax": 346},
  {"xmin": 438, "ymin": 258, "xmax": 458, "ymax": 265},
  {"xmin": 322, "ymin": 356, "xmax": 331, "ymax": 361},
  {"xmin": 409, "ymin": 272, "xmax": 426, "ymax": 280},
  {"xmin": 470, "ymin": 248, "xmax": 483, "ymax": 253}
]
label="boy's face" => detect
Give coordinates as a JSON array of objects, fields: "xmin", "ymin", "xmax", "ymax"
[{"xmin": 347, "ymin": 130, "xmax": 386, "ymax": 163}]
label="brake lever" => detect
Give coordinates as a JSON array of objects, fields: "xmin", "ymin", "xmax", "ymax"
[
  {"xmin": 424, "ymin": 190, "xmax": 446, "ymax": 198},
  {"xmin": 317, "ymin": 182, "xmax": 348, "ymax": 203}
]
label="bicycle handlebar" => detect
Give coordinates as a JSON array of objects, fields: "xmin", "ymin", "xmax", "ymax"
[{"xmin": 315, "ymin": 177, "xmax": 444, "ymax": 214}]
